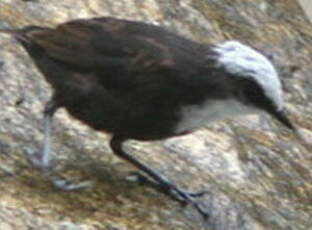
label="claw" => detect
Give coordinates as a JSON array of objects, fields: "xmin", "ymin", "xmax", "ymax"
[
  {"xmin": 125, "ymin": 171, "xmax": 210, "ymax": 220},
  {"xmin": 51, "ymin": 176, "xmax": 94, "ymax": 191},
  {"xmin": 163, "ymin": 185, "xmax": 210, "ymax": 219},
  {"xmin": 187, "ymin": 190, "xmax": 210, "ymax": 198}
]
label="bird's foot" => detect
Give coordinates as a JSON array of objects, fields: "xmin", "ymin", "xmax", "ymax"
[
  {"xmin": 50, "ymin": 175, "xmax": 94, "ymax": 191},
  {"xmin": 126, "ymin": 172, "xmax": 209, "ymax": 220},
  {"xmin": 25, "ymin": 149, "xmax": 93, "ymax": 191}
]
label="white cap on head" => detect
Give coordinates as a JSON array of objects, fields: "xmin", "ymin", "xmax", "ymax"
[{"xmin": 214, "ymin": 41, "xmax": 283, "ymax": 111}]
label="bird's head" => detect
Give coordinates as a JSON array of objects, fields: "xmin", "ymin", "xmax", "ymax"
[{"xmin": 214, "ymin": 41, "xmax": 296, "ymax": 131}]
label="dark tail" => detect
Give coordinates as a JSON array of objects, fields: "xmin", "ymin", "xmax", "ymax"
[
  {"xmin": 0, "ymin": 26, "xmax": 47, "ymax": 38},
  {"xmin": 0, "ymin": 26, "xmax": 49, "ymax": 49},
  {"xmin": 0, "ymin": 28, "xmax": 21, "ymax": 36},
  {"xmin": 0, "ymin": 28, "xmax": 29, "ymax": 46}
]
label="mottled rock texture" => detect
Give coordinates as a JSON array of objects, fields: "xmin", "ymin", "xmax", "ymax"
[{"xmin": 0, "ymin": 0, "xmax": 311, "ymax": 230}]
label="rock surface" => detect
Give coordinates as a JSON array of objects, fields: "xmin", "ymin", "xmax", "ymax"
[{"xmin": 0, "ymin": 0, "xmax": 311, "ymax": 229}]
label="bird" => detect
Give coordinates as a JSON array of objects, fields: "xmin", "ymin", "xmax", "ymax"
[{"xmin": 0, "ymin": 17, "xmax": 296, "ymax": 219}]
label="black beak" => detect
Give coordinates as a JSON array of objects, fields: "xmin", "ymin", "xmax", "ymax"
[{"xmin": 270, "ymin": 109, "xmax": 296, "ymax": 131}]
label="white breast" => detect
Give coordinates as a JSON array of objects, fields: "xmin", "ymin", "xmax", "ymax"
[{"xmin": 174, "ymin": 99, "xmax": 259, "ymax": 133}]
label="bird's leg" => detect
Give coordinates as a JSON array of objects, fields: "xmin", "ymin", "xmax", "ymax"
[
  {"xmin": 26, "ymin": 100, "xmax": 57, "ymax": 172},
  {"xmin": 25, "ymin": 100, "xmax": 92, "ymax": 191},
  {"xmin": 110, "ymin": 136, "xmax": 209, "ymax": 219}
]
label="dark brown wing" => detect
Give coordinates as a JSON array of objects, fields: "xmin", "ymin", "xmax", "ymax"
[
  {"xmin": 27, "ymin": 17, "xmax": 201, "ymax": 73},
  {"xmin": 24, "ymin": 17, "xmax": 211, "ymax": 104}
]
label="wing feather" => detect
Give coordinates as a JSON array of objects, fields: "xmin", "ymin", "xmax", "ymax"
[
  {"xmin": 24, "ymin": 17, "xmax": 207, "ymax": 103},
  {"xmin": 29, "ymin": 18, "xmax": 177, "ymax": 71}
]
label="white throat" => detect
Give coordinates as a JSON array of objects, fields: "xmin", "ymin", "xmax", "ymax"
[{"xmin": 175, "ymin": 99, "xmax": 259, "ymax": 133}]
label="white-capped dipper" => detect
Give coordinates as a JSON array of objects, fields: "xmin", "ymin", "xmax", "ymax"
[{"xmin": 0, "ymin": 17, "xmax": 296, "ymax": 219}]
